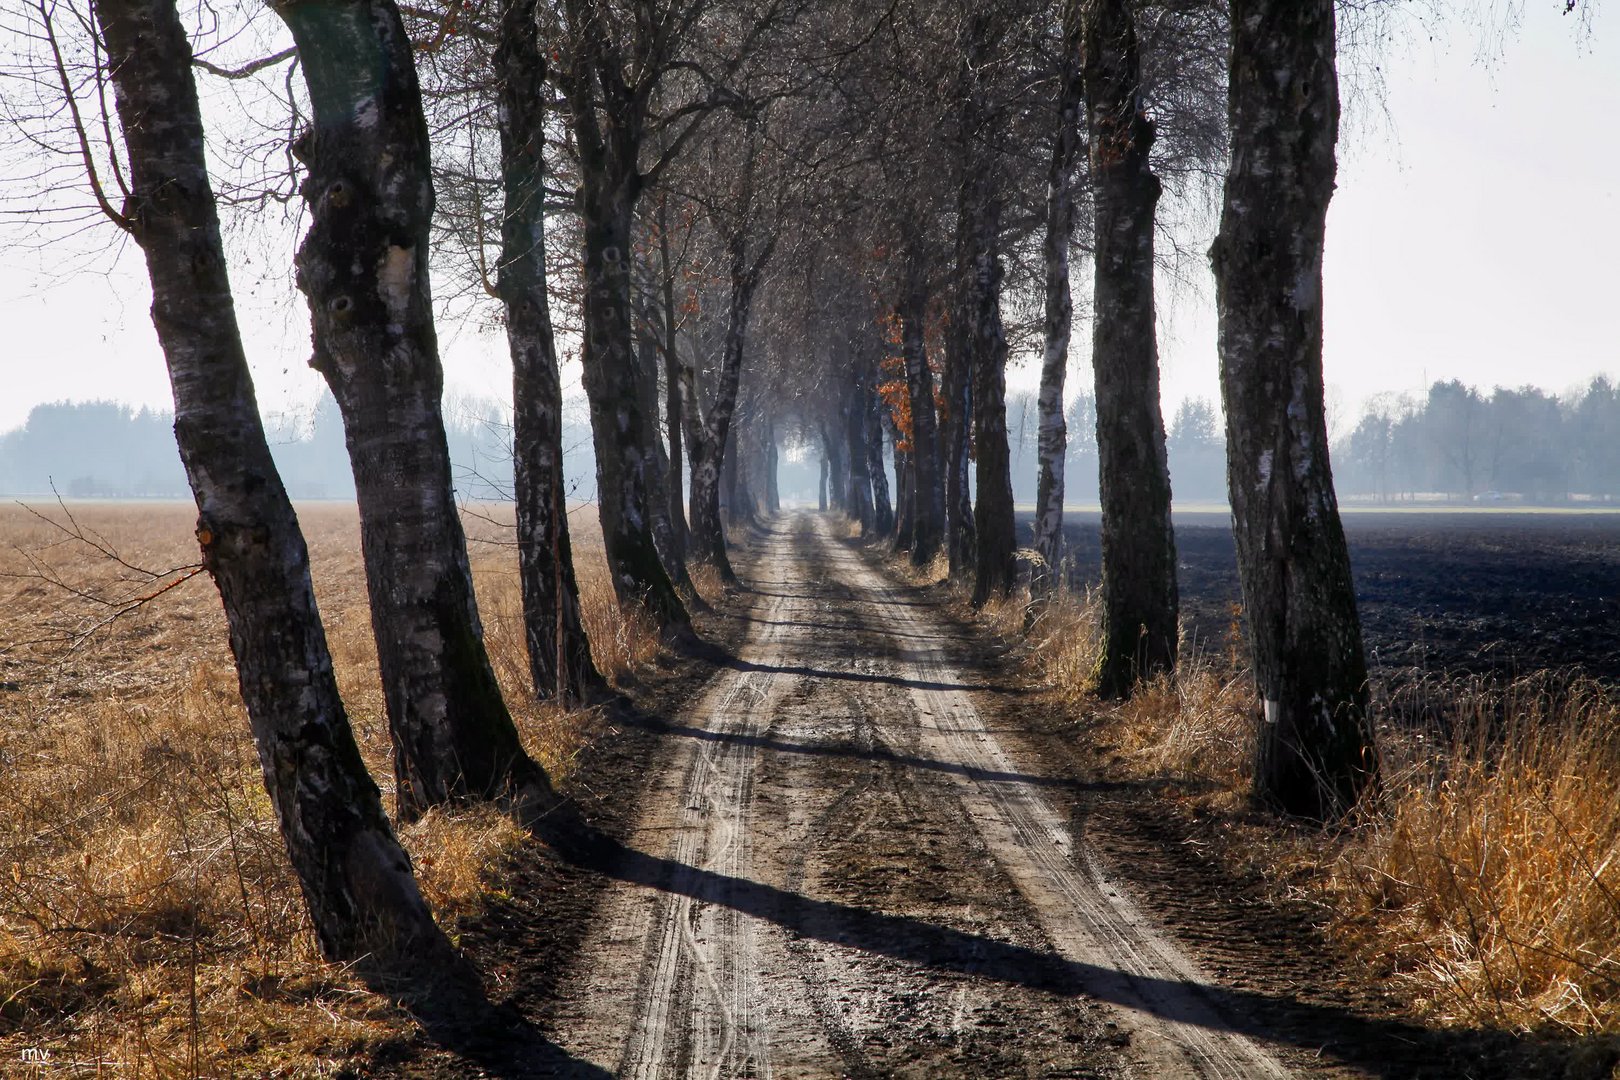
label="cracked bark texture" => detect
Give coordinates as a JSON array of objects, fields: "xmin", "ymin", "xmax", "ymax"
[
  {"xmin": 1211, "ymin": 0, "xmax": 1377, "ymax": 819},
  {"xmin": 495, "ymin": 0, "xmax": 605, "ymax": 703},
  {"xmin": 1085, "ymin": 0, "xmax": 1179, "ymax": 697},
  {"xmin": 94, "ymin": 0, "xmax": 448, "ymax": 968},
  {"xmin": 1032, "ymin": 0, "xmax": 1085, "ymax": 591},
  {"xmin": 276, "ymin": 0, "xmax": 557, "ymax": 819}
]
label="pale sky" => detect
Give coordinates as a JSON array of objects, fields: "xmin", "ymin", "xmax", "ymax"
[{"xmin": 1, "ymin": 5, "xmax": 1614, "ymax": 438}]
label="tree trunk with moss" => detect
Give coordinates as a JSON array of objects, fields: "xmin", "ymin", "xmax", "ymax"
[
  {"xmin": 1085, "ymin": 0, "xmax": 1179, "ymax": 697},
  {"xmin": 95, "ymin": 0, "xmax": 449, "ymax": 969},
  {"xmin": 495, "ymin": 0, "xmax": 605, "ymax": 703},
  {"xmin": 1211, "ymin": 0, "xmax": 1377, "ymax": 820},
  {"xmin": 275, "ymin": 0, "xmax": 558, "ymax": 820}
]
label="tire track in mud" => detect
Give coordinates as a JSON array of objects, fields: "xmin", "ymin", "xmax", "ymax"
[
  {"xmin": 554, "ymin": 514, "xmax": 1292, "ymax": 1078},
  {"xmin": 820, "ymin": 518, "xmax": 1292, "ymax": 1079},
  {"xmin": 554, "ymin": 523, "xmax": 846, "ymax": 1078}
]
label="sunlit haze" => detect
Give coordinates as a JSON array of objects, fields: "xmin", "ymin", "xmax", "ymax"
[{"xmin": 1, "ymin": 5, "xmax": 1613, "ymax": 437}]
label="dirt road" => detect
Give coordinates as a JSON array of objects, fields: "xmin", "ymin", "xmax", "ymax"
[{"xmin": 551, "ymin": 514, "xmax": 1293, "ymax": 1078}]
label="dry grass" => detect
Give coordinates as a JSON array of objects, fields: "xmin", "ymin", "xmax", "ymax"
[
  {"xmin": 0, "ymin": 499, "xmax": 645, "ymax": 1075},
  {"xmin": 1324, "ymin": 677, "xmax": 1620, "ymax": 1033},
  {"xmin": 990, "ymin": 577, "xmax": 1620, "ymax": 1037}
]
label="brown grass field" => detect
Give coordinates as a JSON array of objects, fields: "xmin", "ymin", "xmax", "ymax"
[
  {"xmin": 4, "ymin": 500, "xmax": 1619, "ymax": 1075},
  {"xmin": 0, "ymin": 499, "xmax": 646, "ymax": 1077}
]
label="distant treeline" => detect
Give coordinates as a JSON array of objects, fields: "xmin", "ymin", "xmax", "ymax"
[
  {"xmin": 1335, "ymin": 377, "xmax": 1620, "ymax": 503},
  {"xmin": 0, "ymin": 395, "xmax": 599, "ymax": 502},
  {"xmin": 24, "ymin": 377, "xmax": 1609, "ymax": 509}
]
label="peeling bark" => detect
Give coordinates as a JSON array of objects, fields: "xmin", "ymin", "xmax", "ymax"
[
  {"xmin": 495, "ymin": 0, "xmax": 604, "ymax": 704},
  {"xmin": 95, "ymin": 0, "xmax": 448, "ymax": 969},
  {"xmin": 1085, "ymin": 0, "xmax": 1179, "ymax": 697},
  {"xmin": 1211, "ymin": 0, "xmax": 1377, "ymax": 820},
  {"xmin": 275, "ymin": 0, "xmax": 557, "ymax": 820}
]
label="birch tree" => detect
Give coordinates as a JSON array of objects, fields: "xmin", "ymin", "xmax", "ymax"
[
  {"xmin": 495, "ymin": 0, "xmax": 606, "ymax": 702},
  {"xmin": 1211, "ymin": 0, "xmax": 1377, "ymax": 819},
  {"xmin": 88, "ymin": 0, "xmax": 450, "ymax": 969},
  {"xmin": 1085, "ymin": 0, "xmax": 1178, "ymax": 697},
  {"xmin": 274, "ymin": 0, "xmax": 562, "ymax": 820}
]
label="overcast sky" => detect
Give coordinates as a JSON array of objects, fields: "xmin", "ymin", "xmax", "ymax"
[{"xmin": 1, "ymin": 4, "xmax": 1614, "ymax": 439}]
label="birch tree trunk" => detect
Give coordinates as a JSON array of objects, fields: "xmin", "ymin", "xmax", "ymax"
[
  {"xmin": 1032, "ymin": 0, "xmax": 1085, "ymax": 590},
  {"xmin": 1211, "ymin": 0, "xmax": 1377, "ymax": 820},
  {"xmin": 495, "ymin": 0, "xmax": 604, "ymax": 703},
  {"xmin": 657, "ymin": 196, "xmax": 691, "ymax": 560},
  {"xmin": 899, "ymin": 274, "xmax": 943, "ymax": 566},
  {"xmin": 956, "ymin": 13, "xmax": 1018, "ymax": 604},
  {"xmin": 551, "ymin": 11, "xmax": 690, "ymax": 634},
  {"xmin": 845, "ymin": 368, "xmax": 875, "ymax": 530},
  {"xmin": 95, "ymin": 0, "xmax": 447, "ymax": 968},
  {"xmin": 764, "ymin": 413, "xmax": 781, "ymax": 512},
  {"xmin": 869, "ymin": 366, "xmax": 896, "ymax": 536},
  {"xmin": 941, "ymin": 293, "xmax": 976, "ymax": 581},
  {"xmin": 1085, "ymin": 0, "xmax": 1179, "ymax": 697},
  {"xmin": 689, "ymin": 241, "xmax": 760, "ymax": 582},
  {"xmin": 276, "ymin": 0, "xmax": 558, "ymax": 820}
]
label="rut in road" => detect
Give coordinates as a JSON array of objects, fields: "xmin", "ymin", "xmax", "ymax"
[{"xmin": 552, "ymin": 513, "xmax": 1292, "ymax": 1078}]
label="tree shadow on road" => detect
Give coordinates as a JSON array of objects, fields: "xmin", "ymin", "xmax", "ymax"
[{"xmin": 547, "ymin": 821, "xmax": 1565, "ymax": 1080}]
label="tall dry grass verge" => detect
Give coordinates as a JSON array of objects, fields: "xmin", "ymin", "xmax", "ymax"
[
  {"xmin": 980, "ymin": 566, "xmax": 1620, "ymax": 1036},
  {"xmin": 0, "ymin": 500, "xmax": 640, "ymax": 1075},
  {"xmin": 1326, "ymin": 676, "xmax": 1620, "ymax": 1034}
]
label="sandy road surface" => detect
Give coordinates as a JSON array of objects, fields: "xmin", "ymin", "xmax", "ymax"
[{"xmin": 551, "ymin": 513, "xmax": 1291, "ymax": 1078}]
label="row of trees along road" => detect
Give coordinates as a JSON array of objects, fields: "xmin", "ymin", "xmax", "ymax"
[{"xmin": 8, "ymin": 0, "xmax": 1385, "ymax": 985}]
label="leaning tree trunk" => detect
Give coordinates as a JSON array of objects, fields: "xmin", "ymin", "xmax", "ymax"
[
  {"xmin": 689, "ymin": 243, "xmax": 760, "ymax": 582},
  {"xmin": 899, "ymin": 275, "xmax": 943, "ymax": 566},
  {"xmin": 1211, "ymin": 0, "xmax": 1377, "ymax": 820},
  {"xmin": 1032, "ymin": 0, "xmax": 1085, "ymax": 592},
  {"xmin": 1085, "ymin": 0, "xmax": 1179, "ymax": 698},
  {"xmin": 96, "ymin": 0, "xmax": 448, "ymax": 970},
  {"xmin": 277, "ymin": 0, "xmax": 557, "ymax": 820},
  {"xmin": 636, "ymin": 327, "xmax": 698, "ymax": 602},
  {"xmin": 658, "ymin": 196, "xmax": 691, "ymax": 561},
  {"xmin": 495, "ymin": 0, "xmax": 604, "ymax": 704}
]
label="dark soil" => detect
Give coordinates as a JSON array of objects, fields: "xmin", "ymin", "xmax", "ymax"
[{"xmin": 1046, "ymin": 511, "xmax": 1620, "ymax": 685}]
